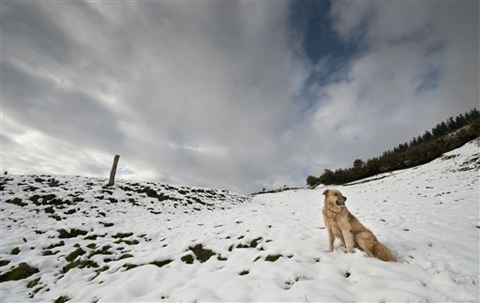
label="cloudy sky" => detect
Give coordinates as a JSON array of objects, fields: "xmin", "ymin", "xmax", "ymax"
[{"xmin": 2, "ymin": 1, "xmax": 478, "ymax": 193}]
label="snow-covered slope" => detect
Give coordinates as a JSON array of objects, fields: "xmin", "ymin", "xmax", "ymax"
[{"xmin": 1, "ymin": 139, "xmax": 479, "ymax": 302}]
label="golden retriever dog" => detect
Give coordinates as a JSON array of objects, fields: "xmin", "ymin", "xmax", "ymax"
[{"xmin": 322, "ymin": 189, "xmax": 397, "ymax": 262}]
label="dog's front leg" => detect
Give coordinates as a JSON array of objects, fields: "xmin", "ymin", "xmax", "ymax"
[
  {"xmin": 338, "ymin": 218, "xmax": 354, "ymax": 253},
  {"xmin": 327, "ymin": 227, "xmax": 334, "ymax": 252},
  {"xmin": 342, "ymin": 229, "xmax": 355, "ymax": 253}
]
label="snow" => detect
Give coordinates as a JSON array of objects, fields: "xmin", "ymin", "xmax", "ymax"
[{"xmin": 1, "ymin": 139, "xmax": 479, "ymax": 302}]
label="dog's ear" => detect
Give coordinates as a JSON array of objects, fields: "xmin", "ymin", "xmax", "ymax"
[{"xmin": 323, "ymin": 189, "xmax": 329, "ymax": 196}]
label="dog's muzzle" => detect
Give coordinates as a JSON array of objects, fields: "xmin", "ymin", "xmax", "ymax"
[{"xmin": 336, "ymin": 196, "xmax": 347, "ymax": 206}]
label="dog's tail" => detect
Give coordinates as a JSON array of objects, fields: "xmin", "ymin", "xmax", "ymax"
[{"xmin": 373, "ymin": 242, "xmax": 397, "ymax": 262}]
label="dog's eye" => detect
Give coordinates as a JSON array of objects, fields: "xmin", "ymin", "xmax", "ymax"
[{"xmin": 334, "ymin": 193, "xmax": 338, "ymax": 196}]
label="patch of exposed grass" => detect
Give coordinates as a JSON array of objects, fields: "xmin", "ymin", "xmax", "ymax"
[
  {"xmin": 0, "ymin": 260, "xmax": 10, "ymax": 267},
  {"xmin": 265, "ymin": 254, "xmax": 283, "ymax": 262},
  {"xmin": 88, "ymin": 245, "xmax": 112, "ymax": 258},
  {"xmin": 63, "ymin": 259, "xmax": 99, "ymax": 273},
  {"xmin": 53, "ymin": 295, "xmax": 70, "ymax": 303},
  {"xmin": 181, "ymin": 254, "xmax": 194, "ymax": 264},
  {"xmin": 86, "ymin": 243, "xmax": 97, "ymax": 250},
  {"xmin": 58, "ymin": 229, "xmax": 88, "ymax": 239},
  {"xmin": 11, "ymin": 247, "xmax": 20, "ymax": 255},
  {"xmin": 123, "ymin": 263, "xmax": 139, "ymax": 271},
  {"xmin": 65, "ymin": 248, "xmax": 86, "ymax": 262},
  {"xmin": 112, "ymin": 232, "xmax": 134, "ymax": 238},
  {"xmin": 118, "ymin": 254, "xmax": 134, "ymax": 260},
  {"xmin": 150, "ymin": 260, "xmax": 173, "ymax": 268},
  {"xmin": 114, "ymin": 239, "xmax": 139, "ymax": 245},
  {"xmin": 30, "ymin": 194, "xmax": 57, "ymax": 205},
  {"xmin": 84, "ymin": 234, "xmax": 105, "ymax": 240},
  {"xmin": 239, "ymin": 270, "xmax": 249, "ymax": 276},
  {"xmin": 189, "ymin": 244, "xmax": 216, "ymax": 263},
  {"xmin": 27, "ymin": 277, "xmax": 41, "ymax": 288},
  {"xmin": 250, "ymin": 237, "xmax": 263, "ymax": 248},
  {"xmin": 0, "ymin": 263, "xmax": 39, "ymax": 282},
  {"xmin": 6, "ymin": 198, "xmax": 27, "ymax": 207}
]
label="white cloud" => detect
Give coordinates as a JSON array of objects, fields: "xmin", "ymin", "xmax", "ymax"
[
  {"xmin": 306, "ymin": 1, "xmax": 479, "ymax": 168},
  {"xmin": 2, "ymin": 2, "xmax": 478, "ymax": 193}
]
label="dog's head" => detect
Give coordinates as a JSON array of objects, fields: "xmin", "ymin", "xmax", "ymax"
[{"xmin": 323, "ymin": 189, "xmax": 347, "ymax": 209}]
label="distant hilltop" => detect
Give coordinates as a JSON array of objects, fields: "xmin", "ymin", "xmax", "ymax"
[{"xmin": 308, "ymin": 108, "xmax": 480, "ymax": 187}]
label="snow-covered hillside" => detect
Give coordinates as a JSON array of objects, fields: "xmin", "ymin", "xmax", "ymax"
[{"xmin": 1, "ymin": 139, "xmax": 479, "ymax": 302}]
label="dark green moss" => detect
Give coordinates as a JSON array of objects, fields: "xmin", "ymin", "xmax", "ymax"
[{"xmin": 11, "ymin": 247, "xmax": 20, "ymax": 255}]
